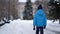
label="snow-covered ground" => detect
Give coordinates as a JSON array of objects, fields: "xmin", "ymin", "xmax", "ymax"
[{"xmin": 0, "ymin": 19, "xmax": 60, "ymax": 34}]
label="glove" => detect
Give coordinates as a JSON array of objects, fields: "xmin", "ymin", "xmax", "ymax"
[
  {"xmin": 33, "ymin": 27, "xmax": 35, "ymax": 30},
  {"xmin": 33, "ymin": 26, "xmax": 35, "ymax": 30},
  {"xmin": 44, "ymin": 26, "xmax": 46, "ymax": 29}
]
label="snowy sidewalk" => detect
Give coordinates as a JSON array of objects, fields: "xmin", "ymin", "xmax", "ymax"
[{"xmin": 0, "ymin": 19, "xmax": 60, "ymax": 34}]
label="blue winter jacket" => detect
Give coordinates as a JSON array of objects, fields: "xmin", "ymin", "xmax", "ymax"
[{"xmin": 33, "ymin": 9, "xmax": 47, "ymax": 27}]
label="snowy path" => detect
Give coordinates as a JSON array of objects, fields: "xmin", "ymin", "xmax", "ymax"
[{"xmin": 0, "ymin": 19, "xmax": 60, "ymax": 34}]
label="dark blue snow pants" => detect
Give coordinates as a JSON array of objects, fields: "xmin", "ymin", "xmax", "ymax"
[{"xmin": 36, "ymin": 27, "xmax": 44, "ymax": 34}]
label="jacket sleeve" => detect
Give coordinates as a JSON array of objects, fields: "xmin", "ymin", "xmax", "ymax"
[
  {"xmin": 33, "ymin": 14, "xmax": 37, "ymax": 26},
  {"xmin": 43, "ymin": 14, "xmax": 47, "ymax": 26}
]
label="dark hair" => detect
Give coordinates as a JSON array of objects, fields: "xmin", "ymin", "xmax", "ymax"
[{"xmin": 37, "ymin": 4, "xmax": 43, "ymax": 10}]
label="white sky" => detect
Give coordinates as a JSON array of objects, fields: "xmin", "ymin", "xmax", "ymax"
[{"xmin": 18, "ymin": 0, "xmax": 36, "ymax": 3}]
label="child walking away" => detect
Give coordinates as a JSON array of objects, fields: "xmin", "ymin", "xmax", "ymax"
[{"xmin": 33, "ymin": 4, "xmax": 47, "ymax": 34}]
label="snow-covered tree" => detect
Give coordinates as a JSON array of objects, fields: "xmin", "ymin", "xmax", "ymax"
[
  {"xmin": 48, "ymin": 0, "xmax": 60, "ymax": 24},
  {"xmin": 23, "ymin": 0, "xmax": 33, "ymax": 20}
]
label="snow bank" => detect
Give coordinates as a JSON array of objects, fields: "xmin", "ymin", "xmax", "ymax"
[{"xmin": 47, "ymin": 20, "xmax": 60, "ymax": 32}]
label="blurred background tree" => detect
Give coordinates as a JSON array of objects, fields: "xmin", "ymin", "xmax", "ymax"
[
  {"xmin": 0, "ymin": 0, "xmax": 19, "ymax": 21},
  {"xmin": 23, "ymin": 0, "xmax": 33, "ymax": 20},
  {"xmin": 48, "ymin": 0, "xmax": 60, "ymax": 24},
  {"xmin": 34, "ymin": 0, "xmax": 40, "ymax": 13}
]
